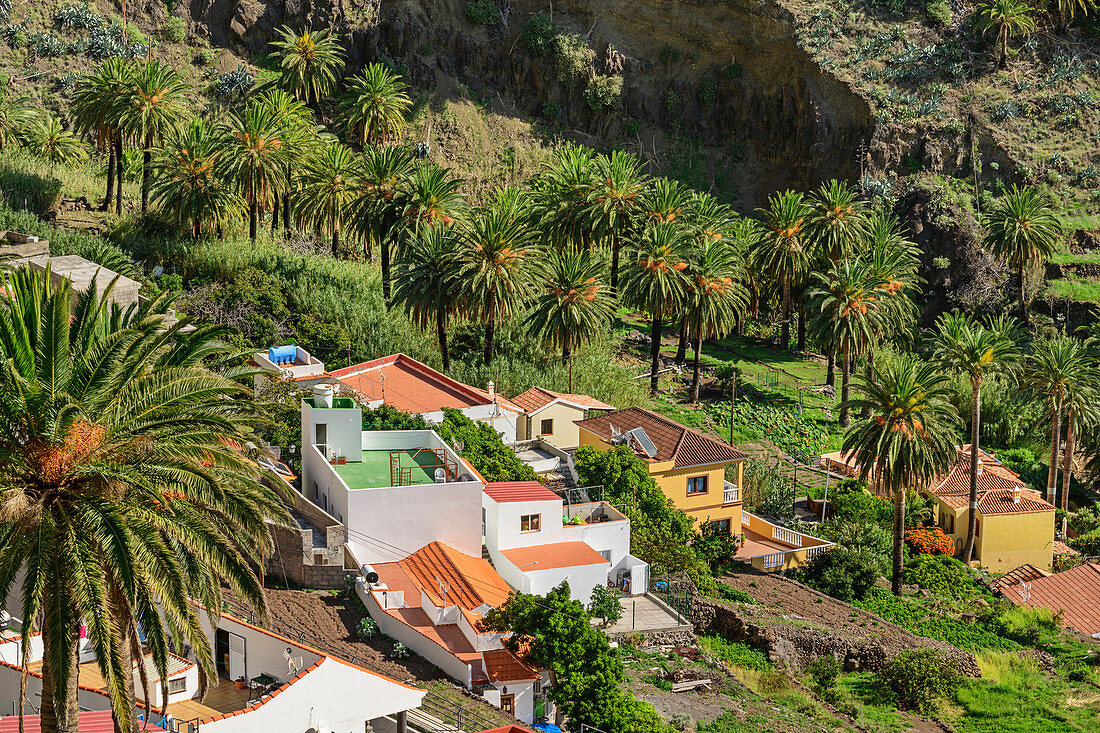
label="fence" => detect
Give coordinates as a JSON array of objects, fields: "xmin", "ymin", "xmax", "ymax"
[
  {"xmin": 648, "ymin": 572, "xmax": 697, "ymax": 624},
  {"xmin": 220, "ymin": 597, "xmax": 496, "ymax": 733}
]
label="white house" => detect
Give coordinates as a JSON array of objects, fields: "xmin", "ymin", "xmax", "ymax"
[
  {"xmin": 0, "ymin": 609, "xmax": 425, "ymax": 732},
  {"xmin": 299, "ymin": 387, "xmax": 484, "ymax": 563},
  {"xmin": 359, "ymin": 542, "xmax": 552, "ymax": 724},
  {"xmin": 482, "ymin": 481, "xmax": 649, "ymax": 602}
]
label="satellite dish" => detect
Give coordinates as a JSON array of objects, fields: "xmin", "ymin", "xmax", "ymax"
[{"xmin": 365, "ymin": 571, "xmax": 380, "ymax": 585}]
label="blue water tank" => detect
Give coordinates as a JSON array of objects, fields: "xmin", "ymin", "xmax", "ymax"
[
  {"xmin": 533, "ymin": 725, "xmax": 562, "ymax": 733},
  {"xmin": 269, "ymin": 345, "xmax": 297, "ymax": 364}
]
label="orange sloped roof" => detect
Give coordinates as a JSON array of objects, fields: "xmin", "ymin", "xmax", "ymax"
[
  {"xmin": 482, "ymin": 649, "xmax": 540, "ymax": 683},
  {"xmin": 483, "ymin": 481, "xmax": 561, "ymax": 503},
  {"xmin": 1001, "ymin": 563, "xmax": 1100, "ymax": 636},
  {"xmin": 575, "ymin": 406, "xmax": 747, "ymax": 468},
  {"xmin": 398, "ymin": 542, "xmax": 512, "ymax": 610},
  {"xmin": 511, "ymin": 386, "xmax": 614, "ymax": 414},
  {"xmin": 501, "ymin": 541, "xmax": 610, "ymax": 571}
]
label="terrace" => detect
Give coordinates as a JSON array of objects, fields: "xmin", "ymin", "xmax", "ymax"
[
  {"xmin": 333, "ymin": 448, "xmax": 450, "ymax": 489},
  {"xmin": 734, "ymin": 511, "xmax": 834, "ymax": 571},
  {"xmin": 562, "ymin": 501, "xmax": 629, "ymax": 527}
]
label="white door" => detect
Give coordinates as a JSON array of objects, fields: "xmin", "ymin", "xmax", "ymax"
[{"xmin": 228, "ymin": 632, "xmax": 246, "ymax": 681}]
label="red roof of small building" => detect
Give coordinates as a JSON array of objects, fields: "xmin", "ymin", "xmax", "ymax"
[
  {"xmin": 991, "ymin": 563, "xmax": 1051, "ymax": 592},
  {"xmin": 501, "ymin": 541, "xmax": 610, "ymax": 570},
  {"xmin": 511, "ymin": 386, "xmax": 614, "ymax": 414},
  {"xmin": 575, "ymin": 406, "xmax": 747, "ymax": 468},
  {"xmin": 1000, "ymin": 563, "xmax": 1100, "ymax": 636},
  {"xmin": 927, "ymin": 446, "xmax": 1054, "ymax": 516},
  {"xmin": 482, "ymin": 648, "xmax": 541, "ymax": 683},
  {"xmin": 329, "ymin": 354, "xmax": 522, "ymax": 414},
  {"xmin": 0, "ymin": 712, "xmax": 166, "ymax": 733},
  {"xmin": 394, "ymin": 541, "xmax": 513, "ymax": 610},
  {"xmin": 483, "ymin": 481, "xmax": 561, "ymax": 503}
]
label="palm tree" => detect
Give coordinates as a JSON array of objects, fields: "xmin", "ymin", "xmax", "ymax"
[
  {"xmin": 526, "ymin": 249, "xmax": 617, "ymax": 391},
  {"xmin": 532, "ymin": 144, "xmax": 597, "ymax": 251},
  {"xmin": 976, "ymin": 0, "xmax": 1038, "ymax": 66},
  {"xmin": 842, "ymin": 358, "xmax": 959, "ymax": 594},
  {"xmin": 34, "ymin": 116, "xmax": 88, "ymax": 166},
  {"xmin": 983, "ymin": 185, "xmax": 1063, "ymax": 323},
  {"xmin": 342, "ymin": 63, "xmax": 412, "ymax": 146},
  {"xmin": 351, "ymin": 145, "xmax": 415, "ymax": 303},
  {"xmin": 453, "ymin": 188, "xmax": 537, "ymax": 364},
  {"xmin": 294, "ymin": 139, "xmax": 356, "ymax": 256},
  {"xmin": 642, "ymin": 178, "xmax": 695, "ymax": 361},
  {"xmin": 255, "ymin": 89, "xmax": 316, "ymax": 237},
  {"xmin": 270, "ymin": 26, "xmax": 346, "ymax": 103},
  {"xmin": 1053, "ymin": 0, "xmax": 1097, "ymax": 30},
  {"xmin": 931, "ymin": 312, "xmax": 1020, "ymax": 563},
  {"xmin": 0, "ymin": 89, "xmax": 39, "ymax": 152},
  {"xmin": 220, "ymin": 100, "xmax": 289, "ymax": 241},
  {"xmin": 392, "ymin": 223, "xmax": 461, "ymax": 370},
  {"xmin": 756, "ymin": 190, "xmax": 815, "ymax": 351},
  {"xmin": 0, "ymin": 268, "xmax": 289, "ymax": 733},
  {"xmin": 150, "ymin": 118, "xmax": 238, "ymax": 236},
  {"xmin": 684, "ymin": 231, "xmax": 747, "ymax": 403},
  {"xmin": 1057, "ymin": 357, "xmax": 1099, "ymax": 535},
  {"xmin": 805, "ymin": 259, "xmax": 888, "ymax": 428},
  {"xmin": 71, "ymin": 59, "xmax": 131, "ymax": 212},
  {"xmin": 586, "ymin": 150, "xmax": 648, "ymax": 289},
  {"xmin": 620, "ymin": 221, "xmax": 691, "ymax": 397},
  {"xmin": 116, "ymin": 60, "xmax": 189, "ymax": 213}
]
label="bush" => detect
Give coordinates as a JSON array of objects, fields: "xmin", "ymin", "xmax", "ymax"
[
  {"xmin": 518, "ymin": 13, "xmax": 556, "ymax": 56},
  {"xmin": 588, "ymin": 584, "xmax": 624, "ymax": 626},
  {"xmin": 903, "ymin": 526, "xmax": 954, "ymax": 556},
  {"xmin": 832, "ymin": 490, "xmax": 893, "ymax": 525},
  {"xmin": 985, "ymin": 604, "xmax": 1059, "ymax": 646},
  {"xmin": 159, "ymin": 16, "xmax": 186, "ymax": 42},
  {"xmin": 741, "ymin": 459, "xmax": 797, "ymax": 519},
  {"xmin": 465, "ymin": 0, "xmax": 500, "ymax": 25},
  {"xmin": 805, "ymin": 655, "xmax": 841, "ymax": 692},
  {"xmin": 584, "ymin": 74, "xmax": 622, "ymax": 111},
  {"xmin": 802, "ymin": 547, "xmax": 879, "ymax": 602},
  {"xmin": 698, "ymin": 78, "xmax": 717, "ymax": 108},
  {"xmin": 714, "ymin": 584, "xmax": 756, "ymax": 604},
  {"xmin": 213, "ymin": 65, "xmax": 254, "ymax": 101},
  {"xmin": 553, "ymin": 33, "xmax": 592, "ymax": 86},
  {"xmin": 356, "ymin": 617, "xmax": 378, "ymax": 640},
  {"xmin": 925, "ymin": 0, "xmax": 950, "ymax": 25},
  {"xmin": 697, "ymin": 634, "xmax": 771, "ymax": 671},
  {"xmin": 695, "ymin": 520, "xmax": 738, "ymax": 572},
  {"xmin": 904, "ymin": 555, "xmax": 977, "ymax": 597},
  {"xmin": 875, "ymin": 649, "xmax": 961, "ymax": 714}
]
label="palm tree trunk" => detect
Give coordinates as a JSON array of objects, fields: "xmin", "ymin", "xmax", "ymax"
[
  {"xmin": 331, "ymin": 221, "xmax": 340, "ymax": 258},
  {"xmin": 140, "ymin": 132, "xmax": 151, "ymax": 213},
  {"xmin": 484, "ymin": 309, "xmax": 495, "ymax": 365},
  {"xmin": 781, "ymin": 275, "xmax": 791, "ymax": 350},
  {"xmin": 437, "ymin": 307, "xmax": 450, "ymax": 371},
  {"xmin": 891, "ymin": 476, "xmax": 905, "ymax": 595},
  {"xmin": 114, "ymin": 134, "xmax": 124, "ymax": 215},
  {"xmin": 249, "ymin": 199, "xmax": 258, "ymax": 241},
  {"xmin": 826, "ymin": 351, "xmax": 836, "ymax": 388},
  {"xmin": 862, "ymin": 361, "xmax": 873, "ymax": 419},
  {"xmin": 1061, "ymin": 409, "xmax": 1076, "ymax": 536},
  {"xmin": 960, "ymin": 378, "xmax": 981, "ymax": 564},
  {"xmin": 564, "ymin": 344, "xmax": 574, "ymax": 392},
  {"xmin": 271, "ymin": 193, "xmax": 279, "ymax": 233},
  {"xmin": 649, "ymin": 308, "xmax": 663, "ymax": 397},
  {"xmin": 675, "ymin": 316, "xmax": 688, "ymax": 364},
  {"xmin": 839, "ymin": 346, "xmax": 851, "ymax": 428},
  {"xmin": 1017, "ymin": 260, "xmax": 1027, "ymax": 324},
  {"xmin": 103, "ymin": 140, "xmax": 116, "ymax": 211},
  {"xmin": 1047, "ymin": 398, "xmax": 1063, "ymax": 503},
  {"xmin": 39, "ymin": 636, "xmax": 80, "ymax": 733},
  {"xmin": 283, "ymin": 167, "xmax": 292, "ymax": 238},
  {"xmin": 796, "ymin": 303, "xmax": 806, "ymax": 352},
  {"xmin": 610, "ymin": 230, "xmax": 621, "ymax": 291},
  {"xmin": 381, "ymin": 239, "xmax": 391, "ymax": 306},
  {"xmin": 691, "ymin": 311, "xmax": 703, "ymax": 403}
]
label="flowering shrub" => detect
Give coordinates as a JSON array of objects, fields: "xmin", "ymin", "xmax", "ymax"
[{"xmin": 904, "ymin": 526, "xmax": 954, "ymax": 555}]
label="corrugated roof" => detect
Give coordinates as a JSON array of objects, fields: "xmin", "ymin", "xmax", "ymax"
[
  {"xmin": 482, "ymin": 649, "xmax": 541, "ymax": 683},
  {"xmin": 501, "ymin": 541, "xmax": 610, "ymax": 570},
  {"xmin": 483, "ymin": 481, "xmax": 561, "ymax": 503},
  {"xmin": 511, "ymin": 387, "xmax": 614, "ymax": 414},
  {"xmin": 575, "ymin": 406, "xmax": 747, "ymax": 468},
  {"xmin": 1001, "ymin": 563, "xmax": 1100, "ymax": 636},
  {"xmin": 0, "ymin": 711, "xmax": 166, "ymax": 733},
  {"xmin": 398, "ymin": 542, "xmax": 513, "ymax": 610}
]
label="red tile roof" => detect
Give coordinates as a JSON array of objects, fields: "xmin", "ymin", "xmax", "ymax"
[
  {"xmin": 483, "ymin": 481, "xmax": 561, "ymax": 503},
  {"xmin": 575, "ymin": 406, "xmax": 747, "ymax": 468},
  {"xmin": 501, "ymin": 541, "xmax": 610, "ymax": 570},
  {"xmin": 1001, "ymin": 563, "xmax": 1100, "ymax": 636},
  {"xmin": 991, "ymin": 563, "xmax": 1051, "ymax": 592},
  {"xmin": 1054, "ymin": 540, "xmax": 1079, "ymax": 556},
  {"xmin": 330, "ymin": 353, "xmax": 522, "ymax": 414},
  {"xmin": 511, "ymin": 386, "xmax": 614, "ymax": 414},
  {"xmin": 482, "ymin": 649, "xmax": 541, "ymax": 683},
  {"xmin": 0, "ymin": 712, "xmax": 166, "ymax": 733},
  {"xmin": 396, "ymin": 541, "xmax": 513, "ymax": 610},
  {"xmin": 926, "ymin": 446, "xmax": 1054, "ymax": 516}
]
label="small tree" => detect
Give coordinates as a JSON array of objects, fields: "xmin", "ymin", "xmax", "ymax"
[
  {"xmin": 876, "ymin": 649, "xmax": 962, "ymax": 715},
  {"xmin": 588, "ymin": 584, "xmax": 624, "ymax": 627},
  {"xmin": 801, "ymin": 547, "xmax": 879, "ymax": 602}
]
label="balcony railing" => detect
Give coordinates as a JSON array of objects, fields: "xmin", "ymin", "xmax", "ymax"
[
  {"xmin": 723, "ymin": 481, "xmax": 740, "ymax": 505},
  {"xmin": 773, "ymin": 525, "xmax": 803, "ymax": 547}
]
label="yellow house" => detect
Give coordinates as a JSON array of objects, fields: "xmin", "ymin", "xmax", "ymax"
[
  {"xmin": 512, "ymin": 387, "xmax": 615, "ymax": 450},
  {"xmin": 921, "ymin": 446, "xmax": 1055, "ymax": 572},
  {"xmin": 575, "ymin": 407, "xmax": 747, "ymax": 533}
]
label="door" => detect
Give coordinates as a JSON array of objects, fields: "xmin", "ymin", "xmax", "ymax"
[
  {"xmin": 228, "ymin": 632, "xmax": 246, "ymax": 681},
  {"xmin": 500, "ymin": 694, "xmax": 515, "ymax": 717},
  {"xmin": 215, "ymin": 628, "xmax": 229, "ymax": 679}
]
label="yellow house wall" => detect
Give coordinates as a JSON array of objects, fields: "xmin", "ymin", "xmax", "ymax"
[
  {"xmin": 524, "ymin": 403, "xmax": 588, "ymax": 449},
  {"xmin": 976, "ymin": 511, "xmax": 1055, "ymax": 571}
]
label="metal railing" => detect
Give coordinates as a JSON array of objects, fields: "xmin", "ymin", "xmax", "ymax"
[
  {"xmin": 648, "ymin": 572, "xmax": 697, "ymax": 624},
  {"xmin": 220, "ymin": 597, "xmax": 495, "ymax": 733}
]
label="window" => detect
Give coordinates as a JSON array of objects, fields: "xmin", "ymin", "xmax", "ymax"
[
  {"xmin": 687, "ymin": 476, "xmax": 708, "ymax": 495},
  {"xmin": 540, "ymin": 418, "xmax": 554, "ymax": 435},
  {"xmin": 598, "ymin": 549, "xmax": 612, "ymax": 562},
  {"xmin": 315, "ymin": 423, "xmax": 327, "ymax": 445},
  {"xmin": 533, "ymin": 678, "xmax": 542, "ymax": 695},
  {"xmin": 710, "ymin": 518, "xmax": 732, "ymax": 535},
  {"xmin": 521, "ymin": 514, "xmax": 541, "ymax": 532},
  {"xmin": 168, "ymin": 677, "xmax": 187, "ymax": 694}
]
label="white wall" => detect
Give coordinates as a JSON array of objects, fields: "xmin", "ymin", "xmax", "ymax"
[
  {"xmin": 138, "ymin": 664, "xmax": 199, "ymax": 709},
  {"xmin": 198, "ymin": 614, "xmax": 324, "ymax": 685},
  {"xmin": 493, "ymin": 556, "xmax": 609, "ymax": 603},
  {"xmin": 0, "ymin": 636, "xmax": 112, "ymax": 716},
  {"xmin": 480, "ymin": 679, "xmax": 538, "ymax": 724},
  {"xmin": 301, "ymin": 400, "xmax": 362, "ymax": 464},
  {"xmin": 488, "ymin": 497, "xmax": 565, "ymax": 552},
  {"xmin": 199, "ymin": 656, "xmax": 424, "ymax": 733}
]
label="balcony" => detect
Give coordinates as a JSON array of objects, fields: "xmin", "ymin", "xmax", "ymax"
[
  {"xmin": 563, "ymin": 501, "xmax": 628, "ymax": 527},
  {"xmin": 734, "ymin": 511, "xmax": 833, "ymax": 572},
  {"xmin": 723, "ymin": 481, "xmax": 740, "ymax": 505}
]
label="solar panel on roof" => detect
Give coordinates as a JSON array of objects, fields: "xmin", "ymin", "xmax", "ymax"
[{"xmin": 628, "ymin": 427, "xmax": 658, "ymax": 458}]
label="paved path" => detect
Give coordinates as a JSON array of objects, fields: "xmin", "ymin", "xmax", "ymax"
[{"xmin": 608, "ymin": 594, "xmax": 692, "ymax": 633}]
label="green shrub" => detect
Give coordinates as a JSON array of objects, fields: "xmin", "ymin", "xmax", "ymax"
[
  {"xmin": 584, "ymin": 74, "xmax": 622, "ymax": 111},
  {"xmin": 697, "ymin": 634, "xmax": 771, "ymax": 670},
  {"xmin": 518, "ymin": 13, "xmax": 556, "ymax": 56},
  {"xmin": 159, "ymin": 15, "xmax": 186, "ymax": 42},
  {"xmin": 356, "ymin": 617, "xmax": 378, "ymax": 640},
  {"xmin": 741, "ymin": 459, "xmax": 797, "ymax": 519},
  {"xmin": 465, "ymin": 0, "xmax": 500, "ymax": 25},
  {"xmin": 552, "ymin": 33, "xmax": 591, "ymax": 85},
  {"xmin": 985, "ymin": 604, "xmax": 1059, "ymax": 646},
  {"xmin": 805, "ymin": 655, "xmax": 841, "ymax": 692},
  {"xmin": 925, "ymin": 0, "xmax": 950, "ymax": 25},
  {"xmin": 802, "ymin": 547, "xmax": 879, "ymax": 602},
  {"xmin": 698, "ymin": 78, "xmax": 717, "ymax": 108},
  {"xmin": 588, "ymin": 584, "xmax": 624, "ymax": 626},
  {"xmin": 194, "ymin": 47, "xmax": 216, "ymax": 66},
  {"xmin": 875, "ymin": 649, "xmax": 961, "ymax": 714},
  {"xmin": 715, "ymin": 584, "xmax": 756, "ymax": 604},
  {"xmin": 904, "ymin": 555, "xmax": 979, "ymax": 598}
]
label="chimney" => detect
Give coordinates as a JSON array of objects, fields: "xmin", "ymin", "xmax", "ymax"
[
  {"xmin": 1012, "ymin": 486, "xmax": 1021, "ymax": 504},
  {"xmin": 976, "ymin": 459, "xmax": 983, "ymax": 476},
  {"xmin": 486, "ymin": 381, "xmax": 495, "ymax": 397}
]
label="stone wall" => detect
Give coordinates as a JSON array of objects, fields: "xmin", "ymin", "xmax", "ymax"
[
  {"xmin": 266, "ymin": 525, "xmax": 352, "ymax": 590},
  {"xmin": 608, "ymin": 629, "xmax": 696, "ymax": 646}
]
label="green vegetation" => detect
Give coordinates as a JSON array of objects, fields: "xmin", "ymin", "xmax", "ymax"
[{"xmin": 876, "ymin": 648, "xmax": 962, "ymax": 714}]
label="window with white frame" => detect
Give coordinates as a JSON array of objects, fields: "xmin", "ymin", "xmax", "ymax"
[
  {"xmin": 521, "ymin": 514, "xmax": 541, "ymax": 532},
  {"xmin": 168, "ymin": 677, "xmax": 187, "ymax": 694}
]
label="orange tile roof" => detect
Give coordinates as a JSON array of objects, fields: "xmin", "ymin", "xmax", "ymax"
[
  {"xmin": 1054, "ymin": 540, "xmax": 1079, "ymax": 556},
  {"xmin": 396, "ymin": 542, "xmax": 512, "ymax": 610},
  {"xmin": 501, "ymin": 541, "xmax": 610, "ymax": 570},
  {"xmin": 511, "ymin": 386, "xmax": 614, "ymax": 414},
  {"xmin": 575, "ymin": 406, "xmax": 747, "ymax": 468},
  {"xmin": 1001, "ymin": 563, "xmax": 1100, "ymax": 636},
  {"xmin": 483, "ymin": 481, "xmax": 561, "ymax": 503},
  {"xmin": 991, "ymin": 563, "xmax": 1051, "ymax": 592},
  {"xmin": 330, "ymin": 353, "xmax": 522, "ymax": 414},
  {"xmin": 925, "ymin": 446, "xmax": 1054, "ymax": 516},
  {"xmin": 482, "ymin": 649, "xmax": 541, "ymax": 683}
]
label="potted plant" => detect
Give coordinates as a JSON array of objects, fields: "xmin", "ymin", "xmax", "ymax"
[
  {"xmin": 234, "ymin": 675, "xmax": 248, "ymax": 690},
  {"xmin": 336, "ymin": 456, "xmax": 347, "ymax": 465}
]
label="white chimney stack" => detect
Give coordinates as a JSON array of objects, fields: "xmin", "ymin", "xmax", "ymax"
[
  {"xmin": 1012, "ymin": 486, "xmax": 1021, "ymax": 504},
  {"xmin": 976, "ymin": 459, "xmax": 984, "ymax": 476},
  {"xmin": 486, "ymin": 381, "xmax": 495, "ymax": 397}
]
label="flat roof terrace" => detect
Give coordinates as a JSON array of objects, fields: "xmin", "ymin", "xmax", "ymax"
[{"xmin": 333, "ymin": 449, "xmax": 442, "ymax": 489}]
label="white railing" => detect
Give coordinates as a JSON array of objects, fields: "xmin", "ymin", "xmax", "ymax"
[
  {"xmin": 741, "ymin": 512, "xmax": 750, "ymax": 527},
  {"xmin": 762, "ymin": 553, "xmax": 784, "ymax": 569},
  {"xmin": 806, "ymin": 546, "xmax": 829, "ymax": 561},
  {"xmin": 723, "ymin": 481, "xmax": 739, "ymax": 504},
  {"xmin": 773, "ymin": 526, "xmax": 803, "ymax": 547}
]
